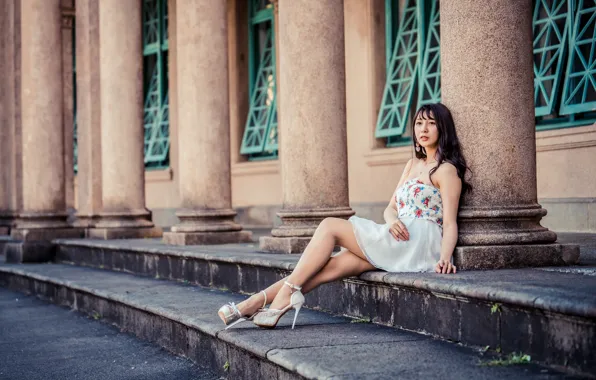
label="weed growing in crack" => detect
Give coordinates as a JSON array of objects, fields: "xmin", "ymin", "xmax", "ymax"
[
  {"xmin": 481, "ymin": 352, "xmax": 531, "ymax": 366},
  {"xmin": 350, "ymin": 317, "xmax": 371, "ymax": 323}
]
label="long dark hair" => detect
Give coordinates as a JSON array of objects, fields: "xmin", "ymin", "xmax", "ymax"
[{"xmin": 412, "ymin": 103, "xmax": 472, "ymax": 195}]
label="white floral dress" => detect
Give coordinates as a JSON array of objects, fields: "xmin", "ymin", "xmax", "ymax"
[{"xmin": 347, "ymin": 177, "xmax": 444, "ymax": 272}]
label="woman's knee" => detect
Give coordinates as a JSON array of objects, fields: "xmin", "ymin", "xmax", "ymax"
[{"xmin": 317, "ymin": 217, "xmax": 340, "ymax": 236}]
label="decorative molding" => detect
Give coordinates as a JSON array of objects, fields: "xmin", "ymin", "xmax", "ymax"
[
  {"xmin": 539, "ymin": 197, "xmax": 596, "ymax": 204},
  {"xmin": 145, "ymin": 168, "xmax": 174, "ymax": 182},
  {"xmin": 231, "ymin": 160, "xmax": 280, "ymax": 177},
  {"xmin": 361, "ymin": 124, "xmax": 596, "ymax": 164},
  {"xmin": 536, "ymin": 123, "xmax": 596, "ymax": 152},
  {"xmin": 364, "ymin": 146, "xmax": 413, "ymax": 167}
]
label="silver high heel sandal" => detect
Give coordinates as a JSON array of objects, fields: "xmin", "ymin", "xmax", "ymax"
[
  {"xmin": 218, "ymin": 290, "xmax": 267, "ymax": 330},
  {"xmin": 253, "ymin": 281, "xmax": 305, "ymax": 330}
]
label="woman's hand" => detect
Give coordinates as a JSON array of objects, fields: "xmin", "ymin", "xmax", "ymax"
[
  {"xmin": 389, "ymin": 219, "xmax": 409, "ymax": 241},
  {"xmin": 435, "ymin": 259, "xmax": 456, "ymax": 274}
]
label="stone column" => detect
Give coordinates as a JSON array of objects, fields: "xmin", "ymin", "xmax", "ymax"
[
  {"xmin": 88, "ymin": 0, "xmax": 161, "ymax": 239},
  {"xmin": 73, "ymin": 0, "xmax": 103, "ymax": 230},
  {"xmin": 163, "ymin": 0, "xmax": 251, "ymax": 245},
  {"xmin": 0, "ymin": 0, "xmax": 17, "ymax": 235},
  {"xmin": 441, "ymin": 0, "xmax": 578, "ymax": 269},
  {"xmin": 10, "ymin": 0, "xmax": 83, "ymax": 244},
  {"xmin": 260, "ymin": 0, "xmax": 354, "ymax": 253},
  {"xmin": 61, "ymin": 0, "xmax": 75, "ymax": 217},
  {"xmin": 1, "ymin": 0, "xmax": 23, "ymax": 237}
]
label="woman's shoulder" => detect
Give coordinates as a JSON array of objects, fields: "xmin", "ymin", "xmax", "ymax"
[
  {"xmin": 437, "ymin": 160, "xmax": 457, "ymax": 174},
  {"xmin": 434, "ymin": 161, "xmax": 461, "ymax": 186}
]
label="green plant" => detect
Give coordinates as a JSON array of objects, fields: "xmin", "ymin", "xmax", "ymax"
[
  {"xmin": 350, "ymin": 317, "xmax": 371, "ymax": 324},
  {"xmin": 481, "ymin": 352, "xmax": 531, "ymax": 366},
  {"xmin": 91, "ymin": 311, "xmax": 101, "ymax": 320},
  {"xmin": 223, "ymin": 361, "xmax": 230, "ymax": 371},
  {"xmin": 490, "ymin": 303, "xmax": 502, "ymax": 314}
]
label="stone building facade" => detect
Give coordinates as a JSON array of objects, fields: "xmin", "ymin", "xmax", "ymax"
[{"xmin": 0, "ymin": 0, "xmax": 594, "ymax": 265}]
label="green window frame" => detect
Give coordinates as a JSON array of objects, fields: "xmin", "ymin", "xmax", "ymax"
[
  {"xmin": 534, "ymin": 0, "xmax": 596, "ymax": 130},
  {"xmin": 240, "ymin": 0, "xmax": 278, "ymax": 161},
  {"xmin": 142, "ymin": 0, "xmax": 170, "ymax": 169},
  {"xmin": 377, "ymin": 0, "xmax": 440, "ymax": 147},
  {"xmin": 73, "ymin": 24, "xmax": 78, "ymax": 173},
  {"xmin": 378, "ymin": 0, "xmax": 596, "ymax": 146}
]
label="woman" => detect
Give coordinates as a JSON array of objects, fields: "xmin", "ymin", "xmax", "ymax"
[{"xmin": 218, "ymin": 103, "xmax": 471, "ymax": 330}]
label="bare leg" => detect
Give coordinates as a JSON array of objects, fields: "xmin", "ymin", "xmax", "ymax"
[
  {"xmin": 268, "ymin": 217, "xmax": 371, "ymax": 310},
  {"xmin": 236, "ymin": 248, "xmax": 375, "ymax": 316}
]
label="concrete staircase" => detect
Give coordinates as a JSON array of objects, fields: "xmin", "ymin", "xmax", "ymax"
[{"xmin": 0, "ymin": 236, "xmax": 595, "ymax": 378}]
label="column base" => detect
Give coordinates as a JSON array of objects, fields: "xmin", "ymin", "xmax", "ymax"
[
  {"xmin": 72, "ymin": 213, "xmax": 101, "ymax": 228},
  {"xmin": 10, "ymin": 227, "xmax": 85, "ymax": 242},
  {"xmin": 457, "ymin": 205, "xmax": 557, "ymax": 246},
  {"xmin": 0, "ymin": 212, "xmax": 17, "ymax": 235},
  {"xmin": 3, "ymin": 228, "xmax": 85, "ymax": 263},
  {"xmin": 87, "ymin": 226, "xmax": 163, "ymax": 240},
  {"xmin": 2, "ymin": 240, "xmax": 56, "ymax": 263},
  {"xmin": 454, "ymin": 243, "xmax": 580, "ymax": 270},
  {"xmin": 260, "ymin": 207, "xmax": 355, "ymax": 253},
  {"xmin": 163, "ymin": 230, "xmax": 253, "ymax": 245},
  {"xmin": 259, "ymin": 236, "xmax": 312, "ymax": 254}
]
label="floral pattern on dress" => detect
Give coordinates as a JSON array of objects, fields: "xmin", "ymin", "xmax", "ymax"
[{"xmin": 395, "ymin": 178, "xmax": 443, "ymax": 227}]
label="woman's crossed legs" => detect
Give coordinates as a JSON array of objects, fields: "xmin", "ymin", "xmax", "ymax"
[{"xmin": 236, "ymin": 217, "xmax": 376, "ymax": 316}]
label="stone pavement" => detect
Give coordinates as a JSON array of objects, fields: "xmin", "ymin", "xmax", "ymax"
[{"xmin": 0, "ymin": 288, "xmax": 221, "ymax": 380}]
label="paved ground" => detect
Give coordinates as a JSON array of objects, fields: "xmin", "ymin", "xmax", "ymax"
[{"xmin": 0, "ymin": 288, "xmax": 222, "ymax": 380}]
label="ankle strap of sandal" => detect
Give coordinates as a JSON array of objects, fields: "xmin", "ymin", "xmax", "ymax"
[
  {"xmin": 260, "ymin": 290, "xmax": 267, "ymax": 308},
  {"xmin": 284, "ymin": 280, "xmax": 302, "ymax": 292}
]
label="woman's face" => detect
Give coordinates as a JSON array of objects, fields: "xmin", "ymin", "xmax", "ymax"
[{"xmin": 414, "ymin": 111, "xmax": 439, "ymax": 150}]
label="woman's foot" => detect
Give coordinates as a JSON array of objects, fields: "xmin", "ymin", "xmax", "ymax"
[
  {"xmin": 253, "ymin": 281, "xmax": 305, "ymax": 329},
  {"xmin": 235, "ymin": 291, "xmax": 267, "ymax": 317},
  {"xmin": 218, "ymin": 291, "xmax": 268, "ymax": 328},
  {"xmin": 268, "ymin": 281, "xmax": 293, "ymax": 310}
]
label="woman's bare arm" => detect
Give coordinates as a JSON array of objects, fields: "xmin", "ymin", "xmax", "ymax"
[{"xmin": 434, "ymin": 163, "xmax": 462, "ymax": 273}]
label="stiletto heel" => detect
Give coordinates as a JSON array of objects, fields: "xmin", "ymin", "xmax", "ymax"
[
  {"xmin": 218, "ymin": 290, "xmax": 267, "ymax": 329},
  {"xmin": 291, "ymin": 303, "xmax": 302, "ymax": 330},
  {"xmin": 253, "ymin": 280, "xmax": 305, "ymax": 329}
]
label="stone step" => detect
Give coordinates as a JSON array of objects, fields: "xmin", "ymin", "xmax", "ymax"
[
  {"xmin": 53, "ymin": 239, "xmax": 596, "ymax": 375},
  {"xmin": 0, "ymin": 263, "xmax": 572, "ymax": 379}
]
